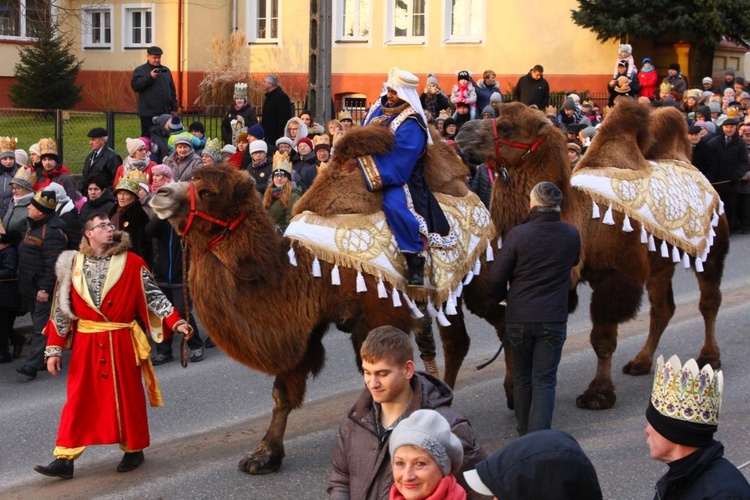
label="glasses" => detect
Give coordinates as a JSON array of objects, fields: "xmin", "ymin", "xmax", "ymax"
[
  {"xmin": 273, "ymin": 172, "xmax": 287, "ymax": 178},
  {"xmin": 87, "ymin": 222, "xmax": 116, "ymax": 231}
]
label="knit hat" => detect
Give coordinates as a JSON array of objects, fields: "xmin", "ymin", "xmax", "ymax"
[
  {"xmin": 10, "ymin": 165, "xmax": 37, "ymax": 191},
  {"xmin": 481, "ymin": 105, "xmax": 496, "ymax": 118},
  {"xmin": 188, "ymin": 121, "xmax": 206, "ymax": 135},
  {"xmin": 139, "ymin": 183, "xmax": 150, "ymax": 194},
  {"xmin": 426, "ymin": 73, "xmax": 439, "ymax": 86},
  {"xmin": 561, "ymin": 99, "xmax": 577, "ymax": 111},
  {"xmin": 668, "ymin": 62, "xmax": 681, "ymax": 72},
  {"xmin": 297, "ymin": 137, "xmax": 313, "ymax": 151},
  {"xmin": 153, "ymin": 114, "xmax": 172, "ymax": 128},
  {"xmin": 272, "ymin": 151, "xmax": 293, "ymax": 178},
  {"xmin": 739, "ymin": 92, "xmax": 750, "ymax": 101},
  {"xmin": 702, "ymin": 91, "xmax": 714, "ymax": 102},
  {"xmin": 568, "ymin": 93, "xmax": 580, "ymax": 103},
  {"xmin": 237, "ymin": 132, "xmax": 249, "ymax": 144},
  {"xmin": 688, "ymin": 125, "xmax": 703, "ymax": 135},
  {"xmin": 28, "ymin": 142, "xmax": 40, "ymax": 157},
  {"xmin": 443, "ymin": 117, "xmax": 457, "ymax": 130},
  {"xmin": 709, "ymin": 101, "xmax": 722, "ymax": 114},
  {"xmin": 168, "ymin": 116, "xmax": 184, "ymax": 132},
  {"xmin": 126, "ymin": 137, "xmax": 147, "ymax": 156},
  {"xmin": 389, "ymin": 410, "xmax": 464, "ymax": 477},
  {"xmin": 87, "ymin": 127, "xmax": 107, "ymax": 138},
  {"xmin": 490, "ymin": 92, "xmax": 503, "ymax": 103},
  {"xmin": 202, "ymin": 138, "xmax": 222, "ymax": 162},
  {"xmin": 724, "ymin": 88, "xmax": 736, "ymax": 96},
  {"xmin": 646, "ymin": 355, "xmax": 722, "ymax": 448},
  {"xmin": 247, "ymin": 124, "xmax": 265, "ymax": 140},
  {"xmin": 530, "ymin": 181, "xmax": 562, "ymax": 207},
  {"xmin": 726, "ymin": 68, "xmax": 735, "ymax": 77},
  {"xmin": 0, "ymin": 136, "xmax": 18, "ymax": 160},
  {"xmin": 233, "ymin": 82, "xmax": 248, "ymax": 100},
  {"xmin": 151, "ymin": 163, "xmax": 173, "ymax": 179},
  {"xmin": 275, "ymin": 137, "xmax": 294, "ymax": 149},
  {"xmin": 220, "ymin": 144, "xmax": 237, "ymax": 155},
  {"xmin": 567, "ymin": 142, "xmax": 581, "ymax": 155},
  {"xmin": 39, "ymin": 138, "xmax": 59, "ymax": 161},
  {"xmin": 172, "ymin": 133, "xmax": 194, "ymax": 148},
  {"xmin": 114, "ymin": 170, "xmax": 148, "ymax": 197},
  {"xmin": 457, "ymin": 70, "xmax": 470, "ymax": 81},
  {"xmin": 140, "ymin": 136, "xmax": 152, "ymax": 153},
  {"xmin": 580, "ymin": 126, "xmax": 597, "ymax": 140},
  {"xmin": 249, "ymin": 140, "xmax": 268, "ymax": 154},
  {"xmin": 30, "ymin": 190, "xmax": 56, "ymax": 214},
  {"xmin": 642, "ymin": 57, "xmax": 652, "ymax": 65},
  {"xmin": 702, "ymin": 76, "xmax": 713, "ymax": 85},
  {"xmin": 14, "ymin": 149, "xmax": 28, "ymax": 166}
]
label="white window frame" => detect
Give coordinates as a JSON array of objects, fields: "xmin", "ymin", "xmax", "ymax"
[
  {"xmin": 82, "ymin": 4, "xmax": 113, "ymax": 50},
  {"xmin": 122, "ymin": 3, "xmax": 153, "ymax": 49},
  {"xmin": 246, "ymin": 0, "xmax": 280, "ymax": 44},
  {"xmin": 0, "ymin": 0, "xmax": 52, "ymax": 41},
  {"xmin": 443, "ymin": 0, "xmax": 484, "ymax": 44},
  {"xmin": 334, "ymin": 0, "xmax": 371, "ymax": 43},
  {"xmin": 385, "ymin": 0, "xmax": 427, "ymax": 45}
]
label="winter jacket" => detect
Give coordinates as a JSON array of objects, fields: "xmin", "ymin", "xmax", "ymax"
[
  {"xmin": 489, "ymin": 209, "xmax": 580, "ymax": 323},
  {"xmin": 34, "ymin": 164, "xmax": 77, "ymax": 202},
  {"xmin": 131, "ymin": 62, "xmax": 178, "ymax": 117},
  {"xmin": 707, "ymin": 132, "xmax": 749, "ymax": 193},
  {"xmin": 638, "ymin": 69, "xmax": 659, "ymax": 100},
  {"xmin": 328, "ymin": 372, "xmax": 486, "ymax": 500},
  {"xmin": 0, "ymin": 163, "xmax": 19, "ymax": 220},
  {"xmin": 293, "ymin": 152, "xmax": 317, "ymax": 191},
  {"xmin": 663, "ymin": 74, "xmax": 688, "ymax": 97},
  {"xmin": 475, "ymin": 80, "xmax": 502, "ymax": 113},
  {"xmin": 78, "ymin": 189, "xmax": 116, "ymax": 226},
  {"xmin": 513, "ymin": 72, "xmax": 550, "ymax": 108},
  {"xmin": 691, "ymin": 139, "xmax": 716, "ymax": 180},
  {"xmin": 149, "ymin": 125, "xmax": 172, "ymax": 164},
  {"xmin": 246, "ymin": 157, "xmax": 273, "ymax": 194},
  {"xmin": 164, "ymin": 149, "xmax": 202, "ymax": 183},
  {"xmin": 145, "ymin": 217, "xmax": 186, "ymax": 286},
  {"xmin": 261, "ymin": 85, "xmax": 294, "ymax": 146},
  {"xmin": 0, "ymin": 244, "xmax": 19, "ymax": 309},
  {"xmin": 654, "ymin": 440, "xmax": 750, "ymax": 500},
  {"xmin": 266, "ymin": 187, "xmax": 301, "ymax": 234},
  {"xmin": 3, "ymin": 193, "xmax": 32, "ymax": 242},
  {"xmin": 420, "ymin": 91, "xmax": 451, "ymax": 120},
  {"xmin": 18, "ymin": 213, "xmax": 67, "ymax": 298},
  {"xmin": 108, "ymin": 201, "xmax": 152, "ymax": 266},
  {"xmin": 221, "ymin": 103, "xmax": 258, "ymax": 146},
  {"xmin": 450, "ymin": 82, "xmax": 477, "ymax": 108},
  {"xmin": 80, "ymin": 146, "xmax": 123, "ymax": 192},
  {"xmin": 469, "ymin": 164, "xmax": 494, "ymax": 209}
]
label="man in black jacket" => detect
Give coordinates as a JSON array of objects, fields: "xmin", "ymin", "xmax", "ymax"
[
  {"xmin": 16, "ymin": 190, "xmax": 67, "ymax": 381},
  {"xmin": 707, "ymin": 110, "xmax": 749, "ymax": 231},
  {"xmin": 80, "ymin": 127, "xmax": 122, "ymax": 191},
  {"xmin": 260, "ymin": 75, "xmax": 293, "ymax": 146},
  {"xmin": 489, "ymin": 182, "xmax": 580, "ymax": 436},
  {"xmin": 131, "ymin": 46, "xmax": 178, "ymax": 137},
  {"xmin": 513, "ymin": 65, "xmax": 550, "ymax": 108}
]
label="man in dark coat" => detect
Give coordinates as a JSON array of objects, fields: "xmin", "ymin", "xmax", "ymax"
[
  {"xmin": 260, "ymin": 75, "xmax": 293, "ymax": 146},
  {"xmin": 645, "ymin": 355, "xmax": 750, "ymax": 499},
  {"xmin": 513, "ymin": 64, "xmax": 550, "ymax": 108},
  {"xmin": 80, "ymin": 127, "xmax": 122, "ymax": 191},
  {"xmin": 328, "ymin": 326, "xmax": 486, "ymax": 500},
  {"xmin": 489, "ymin": 182, "xmax": 580, "ymax": 436},
  {"xmin": 15, "ymin": 190, "xmax": 68, "ymax": 381},
  {"xmin": 707, "ymin": 111, "xmax": 749, "ymax": 230},
  {"xmin": 131, "ymin": 46, "xmax": 178, "ymax": 137}
]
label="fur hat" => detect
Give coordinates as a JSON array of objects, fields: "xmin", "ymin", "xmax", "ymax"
[
  {"xmin": 39, "ymin": 138, "xmax": 58, "ymax": 160},
  {"xmin": 614, "ymin": 76, "xmax": 631, "ymax": 94},
  {"xmin": 426, "ymin": 73, "xmax": 439, "ymax": 86},
  {"xmin": 249, "ymin": 140, "xmax": 268, "ymax": 154},
  {"xmin": 126, "ymin": 137, "xmax": 146, "ymax": 156},
  {"xmin": 168, "ymin": 116, "xmax": 184, "ymax": 132},
  {"xmin": 172, "ymin": 133, "xmax": 194, "ymax": 147},
  {"xmin": 14, "ymin": 149, "xmax": 28, "ymax": 166},
  {"xmin": 0, "ymin": 136, "xmax": 18, "ymax": 160},
  {"xmin": 618, "ymin": 43, "xmax": 632, "ymax": 56},
  {"xmin": 10, "ymin": 165, "xmax": 37, "ymax": 191},
  {"xmin": 30, "ymin": 190, "xmax": 56, "ymax": 214},
  {"xmin": 530, "ymin": 181, "xmax": 563, "ymax": 207},
  {"xmin": 233, "ymin": 82, "xmax": 248, "ymax": 100},
  {"xmin": 275, "ymin": 137, "xmax": 294, "ymax": 149},
  {"xmin": 114, "ymin": 169, "xmax": 148, "ymax": 197},
  {"xmin": 202, "ymin": 138, "xmax": 222, "ymax": 162},
  {"xmin": 151, "ymin": 163, "xmax": 173, "ymax": 179},
  {"xmin": 296, "ymin": 137, "xmax": 313, "ymax": 151},
  {"xmin": 389, "ymin": 410, "xmax": 463, "ymax": 477},
  {"xmin": 272, "ymin": 151, "xmax": 293, "ymax": 178},
  {"xmin": 457, "ymin": 70, "xmax": 471, "ymax": 81},
  {"xmin": 247, "ymin": 124, "xmax": 265, "ymax": 140}
]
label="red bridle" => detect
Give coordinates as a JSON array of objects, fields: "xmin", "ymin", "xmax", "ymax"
[
  {"xmin": 181, "ymin": 181, "xmax": 247, "ymax": 249},
  {"xmin": 487, "ymin": 121, "xmax": 545, "ymax": 186}
]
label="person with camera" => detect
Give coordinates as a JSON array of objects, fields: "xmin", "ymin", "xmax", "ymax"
[
  {"xmin": 420, "ymin": 74, "xmax": 451, "ymax": 122},
  {"xmin": 131, "ymin": 46, "xmax": 178, "ymax": 137}
]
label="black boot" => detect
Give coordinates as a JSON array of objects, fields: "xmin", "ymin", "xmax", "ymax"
[
  {"xmin": 404, "ymin": 254, "xmax": 425, "ymax": 287},
  {"xmin": 34, "ymin": 458, "xmax": 74, "ymax": 479},
  {"xmin": 11, "ymin": 330, "xmax": 25, "ymax": 359},
  {"xmin": 117, "ymin": 451, "xmax": 144, "ymax": 472}
]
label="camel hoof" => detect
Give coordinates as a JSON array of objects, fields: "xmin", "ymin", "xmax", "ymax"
[
  {"xmin": 696, "ymin": 353, "xmax": 721, "ymax": 370},
  {"xmin": 622, "ymin": 358, "xmax": 652, "ymax": 376},
  {"xmin": 575, "ymin": 389, "xmax": 616, "ymax": 410},
  {"xmin": 506, "ymin": 396, "xmax": 515, "ymax": 411},
  {"xmin": 238, "ymin": 452, "xmax": 282, "ymax": 475}
]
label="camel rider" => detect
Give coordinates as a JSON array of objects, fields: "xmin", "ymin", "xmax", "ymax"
[{"xmin": 354, "ymin": 68, "xmax": 454, "ymax": 286}]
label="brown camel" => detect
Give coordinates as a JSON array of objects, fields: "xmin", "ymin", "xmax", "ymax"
[
  {"xmin": 451, "ymin": 99, "xmax": 729, "ymax": 410},
  {"xmin": 149, "ymin": 126, "xmax": 474, "ymax": 474}
]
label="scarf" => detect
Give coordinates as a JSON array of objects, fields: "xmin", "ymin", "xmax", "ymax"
[
  {"xmin": 389, "ymin": 474, "xmax": 465, "ymax": 500},
  {"xmin": 271, "ymin": 186, "xmax": 283, "ymax": 198},
  {"xmin": 252, "ymin": 159, "xmax": 267, "ymax": 169},
  {"xmin": 111, "ymin": 203, "xmax": 131, "ymax": 229},
  {"xmin": 641, "ymin": 65, "xmax": 654, "ymax": 72},
  {"xmin": 14, "ymin": 192, "xmax": 33, "ymax": 203},
  {"xmin": 124, "ymin": 156, "xmax": 149, "ymax": 173}
]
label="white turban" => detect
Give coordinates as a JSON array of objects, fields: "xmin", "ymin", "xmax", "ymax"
[{"xmin": 381, "ymin": 67, "xmax": 433, "ymax": 144}]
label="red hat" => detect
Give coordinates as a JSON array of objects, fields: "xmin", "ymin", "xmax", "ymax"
[{"xmin": 297, "ymin": 137, "xmax": 313, "ymax": 150}]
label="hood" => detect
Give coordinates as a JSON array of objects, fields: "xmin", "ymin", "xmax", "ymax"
[
  {"xmin": 477, "ymin": 80, "xmax": 499, "ymax": 91},
  {"xmin": 284, "ymin": 117, "xmax": 309, "ymax": 146},
  {"xmin": 414, "ymin": 371, "xmax": 454, "ymax": 409}
]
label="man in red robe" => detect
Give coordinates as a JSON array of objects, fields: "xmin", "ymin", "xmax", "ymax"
[{"xmin": 34, "ymin": 213, "xmax": 193, "ymax": 479}]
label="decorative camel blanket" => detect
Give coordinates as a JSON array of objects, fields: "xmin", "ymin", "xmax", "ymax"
[
  {"xmin": 285, "ymin": 191, "xmax": 495, "ymax": 313},
  {"xmin": 571, "ymin": 160, "xmax": 722, "ymax": 270}
]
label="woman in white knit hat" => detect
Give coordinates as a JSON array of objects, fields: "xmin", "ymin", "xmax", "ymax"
[{"xmin": 113, "ymin": 137, "xmax": 156, "ymax": 188}]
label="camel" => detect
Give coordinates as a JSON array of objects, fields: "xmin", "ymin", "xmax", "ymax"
[
  {"xmin": 149, "ymin": 126, "xmax": 475, "ymax": 474},
  {"xmin": 450, "ymin": 99, "xmax": 729, "ymax": 410}
]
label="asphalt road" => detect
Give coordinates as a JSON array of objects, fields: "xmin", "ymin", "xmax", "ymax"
[{"xmin": 2, "ymin": 234, "xmax": 750, "ymax": 499}]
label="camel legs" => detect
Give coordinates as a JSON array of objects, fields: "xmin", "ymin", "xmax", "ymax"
[
  {"xmin": 436, "ymin": 304, "xmax": 471, "ymax": 388},
  {"xmin": 413, "ymin": 304, "xmax": 440, "ymax": 378},
  {"xmin": 694, "ymin": 261, "xmax": 723, "ymax": 369},
  {"xmin": 623, "ymin": 260, "xmax": 676, "ymax": 375},
  {"xmin": 238, "ymin": 367, "xmax": 309, "ymax": 474},
  {"xmin": 575, "ymin": 322, "xmax": 618, "ymax": 410}
]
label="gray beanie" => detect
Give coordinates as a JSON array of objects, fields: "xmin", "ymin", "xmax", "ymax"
[
  {"xmin": 481, "ymin": 105, "xmax": 496, "ymax": 118},
  {"xmin": 561, "ymin": 99, "xmax": 577, "ymax": 111},
  {"xmin": 530, "ymin": 181, "xmax": 563, "ymax": 208},
  {"xmin": 580, "ymin": 126, "xmax": 597, "ymax": 140},
  {"xmin": 389, "ymin": 409, "xmax": 463, "ymax": 477},
  {"xmin": 490, "ymin": 92, "xmax": 503, "ymax": 103},
  {"xmin": 427, "ymin": 73, "xmax": 439, "ymax": 86},
  {"xmin": 708, "ymin": 102, "xmax": 722, "ymax": 114}
]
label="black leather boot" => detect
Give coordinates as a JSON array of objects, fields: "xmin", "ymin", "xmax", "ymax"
[
  {"xmin": 404, "ymin": 254, "xmax": 425, "ymax": 287},
  {"xmin": 117, "ymin": 451, "xmax": 144, "ymax": 472},
  {"xmin": 34, "ymin": 458, "xmax": 74, "ymax": 479}
]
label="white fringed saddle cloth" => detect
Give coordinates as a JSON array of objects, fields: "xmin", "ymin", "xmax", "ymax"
[
  {"xmin": 572, "ymin": 160, "xmax": 723, "ymax": 272},
  {"xmin": 285, "ymin": 192, "xmax": 495, "ymax": 321}
]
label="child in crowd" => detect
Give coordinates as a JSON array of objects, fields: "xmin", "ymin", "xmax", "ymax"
[
  {"xmin": 451, "ymin": 71, "xmax": 477, "ymax": 120},
  {"xmin": 613, "ymin": 44, "xmax": 636, "ymax": 80},
  {"xmin": 637, "ymin": 57, "xmax": 658, "ymax": 100}
]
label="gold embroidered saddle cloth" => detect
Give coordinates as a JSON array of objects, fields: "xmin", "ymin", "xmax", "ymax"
[
  {"xmin": 571, "ymin": 160, "xmax": 721, "ymax": 260},
  {"xmin": 284, "ymin": 191, "xmax": 495, "ymax": 306}
]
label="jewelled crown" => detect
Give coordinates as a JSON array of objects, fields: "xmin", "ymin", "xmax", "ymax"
[
  {"xmin": 32, "ymin": 190, "xmax": 57, "ymax": 211},
  {"xmin": 203, "ymin": 137, "xmax": 222, "ymax": 160},
  {"xmin": 11, "ymin": 165, "xmax": 37, "ymax": 190},
  {"xmin": 114, "ymin": 169, "xmax": 149, "ymax": 196},
  {"xmin": 544, "ymin": 105, "xmax": 558, "ymax": 117},
  {"xmin": 0, "ymin": 136, "xmax": 18, "ymax": 152},
  {"xmin": 651, "ymin": 354, "xmax": 723, "ymax": 426},
  {"xmin": 272, "ymin": 151, "xmax": 292, "ymax": 176},
  {"xmin": 234, "ymin": 82, "xmax": 248, "ymax": 100},
  {"xmin": 39, "ymin": 138, "xmax": 57, "ymax": 157}
]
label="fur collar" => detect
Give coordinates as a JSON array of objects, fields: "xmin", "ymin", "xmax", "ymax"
[{"xmin": 79, "ymin": 230, "xmax": 131, "ymax": 258}]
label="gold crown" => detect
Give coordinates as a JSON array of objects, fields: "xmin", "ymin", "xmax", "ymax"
[
  {"xmin": 203, "ymin": 137, "xmax": 222, "ymax": 159},
  {"xmin": 686, "ymin": 89, "xmax": 702, "ymax": 101},
  {"xmin": 312, "ymin": 134, "xmax": 330, "ymax": 148},
  {"xmin": 114, "ymin": 169, "xmax": 148, "ymax": 196},
  {"xmin": 272, "ymin": 151, "xmax": 292, "ymax": 176},
  {"xmin": 651, "ymin": 355, "xmax": 723, "ymax": 426},
  {"xmin": 39, "ymin": 138, "xmax": 57, "ymax": 157},
  {"xmin": 0, "ymin": 136, "xmax": 18, "ymax": 152},
  {"xmin": 437, "ymin": 108, "xmax": 452, "ymax": 120},
  {"xmin": 338, "ymin": 110, "xmax": 353, "ymax": 121},
  {"xmin": 11, "ymin": 165, "xmax": 37, "ymax": 190},
  {"xmin": 660, "ymin": 82, "xmax": 673, "ymax": 93},
  {"xmin": 32, "ymin": 190, "xmax": 57, "ymax": 210},
  {"xmin": 726, "ymin": 107, "xmax": 740, "ymax": 120},
  {"xmin": 544, "ymin": 105, "xmax": 557, "ymax": 116},
  {"xmin": 234, "ymin": 82, "xmax": 248, "ymax": 100}
]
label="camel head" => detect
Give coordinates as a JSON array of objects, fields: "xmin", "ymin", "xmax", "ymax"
[
  {"xmin": 150, "ymin": 165, "xmax": 263, "ymax": 247},
  {"xmin": 645, "ymin": 105, "xmax": 692, "ymax": 162}
]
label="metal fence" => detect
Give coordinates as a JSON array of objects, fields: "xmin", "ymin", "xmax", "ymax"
[{"xmin": 0, "ymin": 91, "xmax": 611, "ymax": 172}]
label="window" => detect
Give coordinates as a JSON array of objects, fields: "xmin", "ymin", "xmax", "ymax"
[
  {"xmin": 123, "ymin": 4, "xmax": 152, "ymax": 48},
  {"xmin": 82, "ymin": 6, "xmax": 112, "ymax": 49},
  {"xmin": 386, "ymin": 0, "xmax": 425, "ymax": 44},
  {"xmin": 0, "ymin": 0, "xmax": 50, "ymax": 39},
  {"xmin": 247, "ymin": 0, "xmax": 278, "ymax": 43},
  {"xmin": 445, "ymin": 0, "xmax": 483, "ymax": 43},
  {"xmin": 336, "ymin": 0, "xmax": 370, "ymax": 41}
]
